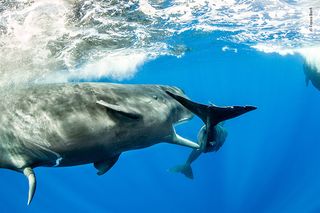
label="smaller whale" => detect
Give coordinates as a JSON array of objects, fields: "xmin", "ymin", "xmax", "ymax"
[
  {"xmin": 166, "ymin": 91, "xmax": 256, "ymax": 144},
  {"xmin": 304, "ymin": 62, "xmax": 320, "ymax": 91},
  {"xmin": 169, "ymin": 124, "xmax": 227, "ymax": 179},
  {"xmin": 166, "ymin": 91, "xmax": 256, "ymax": 179}
]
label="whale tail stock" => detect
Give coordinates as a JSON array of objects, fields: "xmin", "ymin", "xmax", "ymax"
[{"xmin": 166, "ymin": 91, "xmax": 257, "ymax": 142}]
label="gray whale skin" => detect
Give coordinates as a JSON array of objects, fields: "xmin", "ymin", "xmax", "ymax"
[
  {"xmin": 0, "ymin": 83, "xmax": 256, "ymax": 205},
  {"xmin": 304, "ymin": 62, "xmax": 320, "ymax": 91}
]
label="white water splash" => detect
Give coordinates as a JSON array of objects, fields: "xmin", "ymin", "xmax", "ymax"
[
  {"xmin": 222, "ymin": 46, "xmax": 238, "ymax": 53},
  {"xmin": 0, "ymin": 0, "xmax": 319, "ymax": 85},
  {"xmin": 254, "ymin": 44, "xmax": 320, "ymax": 73},
  {"xmin": 299, "ymin": 47, "xmax": 320, "ymax": 72},
  {"xmin": 0, "ymin": 0, "xmax": 70, "ymax": 86},
  {"xmin": 69, "ymin": 51, "xmax": 148, "ymax": 81}
]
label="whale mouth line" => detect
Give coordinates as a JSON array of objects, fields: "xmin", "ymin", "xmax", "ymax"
[{"xmin": 175, "ymin": 117, "xmax": 192, "ymax": 125}]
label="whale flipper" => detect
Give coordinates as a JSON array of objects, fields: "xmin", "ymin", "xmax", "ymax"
[
  {"xmin": 94, "ymin": 154, "xmax": 120, "ymax": 176},
  {"xmin": 23, "ymin": 167, "xmax": 36, "ymax": 205},
  {"xmin": 96, "ymin": 100, "xmax": 142, "ymax": 120}
]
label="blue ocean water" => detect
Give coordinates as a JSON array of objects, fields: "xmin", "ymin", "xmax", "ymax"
[
  {"xmin": 1, "ymin": 36, "xmax": 320, "ymax": 212},
  {"xmin": 0, "ymin": 1, "xmax": 320, "ymax": 213}
]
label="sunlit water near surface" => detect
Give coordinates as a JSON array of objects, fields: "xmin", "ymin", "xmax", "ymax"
[{"xmin": 0, "ymin": 0, "xmax": 320, "ymax": 212}]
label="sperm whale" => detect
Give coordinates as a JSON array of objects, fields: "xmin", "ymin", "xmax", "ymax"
[{"xmin": 0, "ymin": 83, "xmax": 256, "ymax": 204}]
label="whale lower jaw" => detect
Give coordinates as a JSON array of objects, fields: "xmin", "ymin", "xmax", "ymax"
[
  {"xmin": 171, "ymin": 133, "xmax": 199, "ymax": 149},
  {"xmin": 164, "ymin": 125, "xmax": 200, "ymax": 149},
  {"xmin": 176, "ymin": 117, "xmax": 192, "ymax": 125}
]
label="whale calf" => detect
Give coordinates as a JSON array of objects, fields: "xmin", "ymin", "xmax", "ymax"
[
  {"xmin": 165, "ymin": 92, "xmax": 256, "ymax": 179},
  {"xmin": 169, "ymin": 124, "xmax": 228, "ymax": 179},
  {"xmin": 0, "ymin": 83, "xmax": 256, "ymax": 204}
]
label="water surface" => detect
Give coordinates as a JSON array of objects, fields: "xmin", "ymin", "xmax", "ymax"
[{"xmin": 0, "ymin": 1, "xmax": 319, "ymax": 212}]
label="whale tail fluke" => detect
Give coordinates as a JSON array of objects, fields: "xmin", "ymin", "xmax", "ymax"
[
  {"xmin": 166, "ymin": 91, "xmax": 256, "ymax": 125},
  {"xmin": 169, "ymin": 164, "xmax": 194, "ymax": 179},
  {"xmin": 166, "ymin": 91, "xmax": 256, "ymax": 142}
]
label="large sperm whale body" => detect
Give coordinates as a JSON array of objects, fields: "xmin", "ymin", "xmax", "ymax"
[{"xmin": 0, "ymin": 83, "xmax": 256, "ymax": 205}]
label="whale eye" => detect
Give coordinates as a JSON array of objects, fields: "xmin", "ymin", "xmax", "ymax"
[{"xmin": 152, "ymin": 95, "xmax": 158, "ymax": 100}]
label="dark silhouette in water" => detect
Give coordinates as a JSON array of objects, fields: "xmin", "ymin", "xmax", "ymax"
[
  {"xmin": 170, "ymin": 124, "xmax": 227, "ymax": 179},
  {"xmin": 304, "ymin": 62, "xmax": 320, "ymax": 91},
  {"xmin": 166, "ymin": 92, "xmax": 256, "ymax": 179},
  {"xmin": 0, "ymin": 83, "xmax": 256, "ymax": 205}
]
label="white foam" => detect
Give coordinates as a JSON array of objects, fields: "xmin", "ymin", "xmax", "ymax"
[
  {"xmin": 253, "ymin": 43, "xmax": 320, "ymax": 73},
  {"xmin": 0, "ymin": 0, "xmax": 70, "ymax": 86},
  {"xmin": 299, "ymin": 47, "xmax": 320, "ymax": 72},
  {"xmin": 252, "ymin": 44, "xmax": 296, "ymax": 56},
  {"xmin": 72, "ymin": 51, "xmax": 148, "ymax": 81},
  {"xmin": 0, "ymin": 0, "xmax": 319, "ymax": 86},
  {"xmin": 222, "ymin": 46, "xmax": 238, "ymax": 53}
]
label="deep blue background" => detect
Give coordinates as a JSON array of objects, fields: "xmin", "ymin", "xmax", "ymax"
[{"xmin": 1, "ymin": 37, "xmax": 320, "ymax": 213}]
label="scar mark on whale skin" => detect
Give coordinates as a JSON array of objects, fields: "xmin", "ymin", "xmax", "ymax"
[{"xmin": 53, "ymin": 157, "xmax": 63, "ymax": 167}]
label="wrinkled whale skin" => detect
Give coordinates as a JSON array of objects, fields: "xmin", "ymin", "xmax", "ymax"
[{"xmin": 0, "ymin": 83, "xmax": 193, "ymax": 171}]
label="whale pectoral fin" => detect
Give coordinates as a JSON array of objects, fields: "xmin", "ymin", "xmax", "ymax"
[
  {"xmin": 96, "ymin": 100, "xmax": 142, "ymax": 120},
  {"xmin": 94, "ymin": 154, "xmax": 120, "ymax": 176},
  {"xmin": 23, "ymin": 167, "xmax": 37, "ymax": 205}
]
